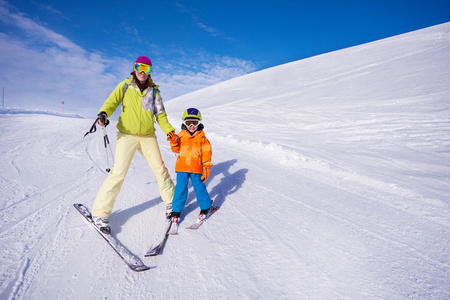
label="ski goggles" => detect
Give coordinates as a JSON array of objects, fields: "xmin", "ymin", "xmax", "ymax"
[
  {"xmin": 184, "ymin": 119, "xmax": 200, "ymax": 127},
  {"xmin": 134, "ymin": 63, "xmax": 153, "ymax": 75}
]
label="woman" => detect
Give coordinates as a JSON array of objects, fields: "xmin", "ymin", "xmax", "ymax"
[{"xmin": 92, "ymin": 56, "xmax": 179, "ymax": 234}]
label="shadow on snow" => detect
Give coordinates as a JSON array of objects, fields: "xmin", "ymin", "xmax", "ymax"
[{"xmin": 111, "ymin": 159, "xmax": 247, "ymax": 228}]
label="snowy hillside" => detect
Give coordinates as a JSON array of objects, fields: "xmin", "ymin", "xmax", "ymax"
[
  {"xmin": 0, "ymin": 108, "xmax": 83, "ymax": 119},
  {"xmin": 1, "ymin": 22, "xmax": 449, "ymax": 299}
]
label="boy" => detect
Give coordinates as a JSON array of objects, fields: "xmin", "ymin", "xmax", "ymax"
[{"xmin": 169, "ymin": 108, "xmax": 213, "ymax": 233}]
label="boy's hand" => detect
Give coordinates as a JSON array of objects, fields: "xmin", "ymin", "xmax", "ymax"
[
  {"xmin": 167, "ymin": 131, "xmax": 179, "ymax": 146},
  {"xmin": 201, "ymin": 162, "xmax": 213, "ymax": 182}
]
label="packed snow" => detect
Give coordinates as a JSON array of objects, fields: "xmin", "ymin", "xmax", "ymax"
[{"xmin": 1, "ymin": 22, "xmax": 449, "ymax": 299}]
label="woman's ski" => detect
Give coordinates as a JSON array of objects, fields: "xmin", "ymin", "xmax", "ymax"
[{"xmin": 73, "ymin": 203, "xmax": 151, "ymax": 272}]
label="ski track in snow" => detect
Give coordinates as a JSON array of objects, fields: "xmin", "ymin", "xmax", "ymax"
[{"xmin": 1, "ymin": 23, "xmax": 450, "ymax": 299}]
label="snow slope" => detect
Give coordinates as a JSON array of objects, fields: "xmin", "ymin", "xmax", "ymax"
[{"xmin": 1, "ymin": 22, "xmax": 449, "ymax": 299}]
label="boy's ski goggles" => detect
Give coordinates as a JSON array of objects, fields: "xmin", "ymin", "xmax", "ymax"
[
  {"xmin": 184, "ymin": 119, "xmax": 200, "ymax": 127},
  {"xmin": 134, "ymin": 63, "xmax": 153, "ymax": 75}
]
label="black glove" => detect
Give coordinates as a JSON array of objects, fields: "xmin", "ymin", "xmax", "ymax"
[{"xmin": 97, "ymin": 112, "xmax": 109, "ymax": 126}]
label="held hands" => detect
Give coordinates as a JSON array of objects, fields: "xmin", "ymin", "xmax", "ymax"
[
  {"xmin": 201, "ymin": 162, "xmax": 213, "ymax": 182},
  {"xmin": 167, "ymin": 131, "xmax": 180, "ymax": 146}
]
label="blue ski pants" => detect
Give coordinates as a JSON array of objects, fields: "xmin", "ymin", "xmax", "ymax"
[{"xmin": 172, "ymin": 172, "xmax": 211, "ymax": 213}]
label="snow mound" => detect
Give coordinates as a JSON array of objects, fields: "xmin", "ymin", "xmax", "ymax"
[{"xmin": 0, "ymin": 108, "xmax": 84, "ymax": 119}]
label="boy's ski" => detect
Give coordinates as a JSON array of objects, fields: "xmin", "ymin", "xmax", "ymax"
[
  {"xmin": 168, "ymin": 220, "xmax": 179, "ymax": 235},
  {"xmin": 73, "ymin": 203, "xmax": 151, "ymax": 272},
  {"xmin": 186, "ymin": 206, "xmax": 220, "ymax": 230},
  {"xmin": 145, "ymin": 217, "xmax": 172, "ymax": 256}
]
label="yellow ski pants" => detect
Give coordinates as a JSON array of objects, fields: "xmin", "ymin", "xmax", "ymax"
[{"xmin": 92, "ymin": 131, "xmax": 174, "ymax": 218}]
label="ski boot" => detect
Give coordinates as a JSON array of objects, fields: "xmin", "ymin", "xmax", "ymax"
[
  {"xmin": 168, "ymin": 213, "xmax": 180, "ymax": 235},
  {"xmin": 93, "ymin": 216, "xmax": 111, "ymax": 234},
  {"xmin": 197, "ymin": 208, "xmax": 211, "ymax": 223},
  {"xmin": 165, "ymin": 204, "xmax": 173, "ymax": 219}
]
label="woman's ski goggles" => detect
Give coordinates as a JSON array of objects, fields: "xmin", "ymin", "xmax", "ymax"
[
  {"xmin": 134, "ymin": 63, "xmax": 153, "ymax": 75},
  {"xmin": 184, "ymin": 119, "xmax": 200, "ymax": 127}
]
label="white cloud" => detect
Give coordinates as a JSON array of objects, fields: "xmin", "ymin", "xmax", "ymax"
[
  {"xmin": 0, "ymin": 1, "xmax": 257, "ymax": 117},
  {"xmin": 174, "ymin": 2, "xmax": 230, "ymax": 39},
  {"xmin": 153, "ymin": 53, "xmax": 257, "ymax": 100},
  {"xmin": 33, "ymin": 2, "xmax": 67, "ymax": 19},
  {"xmin": 0, "ymin": 1, "xmax": 123, "ymax": 116}
]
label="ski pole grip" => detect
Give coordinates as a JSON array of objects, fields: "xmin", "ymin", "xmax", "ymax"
[{"xmin": 97, "ymin": 112, "xmax": 109, "ymax": 127}]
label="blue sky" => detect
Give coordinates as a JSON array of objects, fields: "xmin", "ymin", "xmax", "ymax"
[{"xmin": 0, "ymin": 0, "xmax": 449, "ymax": 117}]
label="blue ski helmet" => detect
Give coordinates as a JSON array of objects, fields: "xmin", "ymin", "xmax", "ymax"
[{"xmin": 183, "ymin": 108, "xmax": 202, "ymax": 120}]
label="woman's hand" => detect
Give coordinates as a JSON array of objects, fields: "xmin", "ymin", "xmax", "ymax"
[{"xmin": 97, "ymin": 112, "xmax": 109, "ymax": 127}]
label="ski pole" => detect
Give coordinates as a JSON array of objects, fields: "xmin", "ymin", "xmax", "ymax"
[
  {"xmin": 84, "ymin": 115, "xmax": 110, "ymax": 138},
  {"xmin": 102, "ymin": 125, "xmax": 114, "ymax": 173},
  {"xmin": 84, "ymin": 117, "xmax": 100, "ymax": 138},
  {"xmin": 84, "ymin": 117, "xmax": 114, "ymax": 173}
]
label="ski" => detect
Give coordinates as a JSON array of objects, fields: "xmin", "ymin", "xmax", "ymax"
[
  {"xmin": 168, "ymin": 219, "xmax": 179, "ymax": 235},
  {"xmin": 144, "ymin": 217, "xmax": 172, "ymax": 256},
  {"xmin": 73, "ymin": 203, "xmax": 151, "ymax": 272},
  {"xmin": 186, "ymin": 206, "xmax": 220, "ymax": 230}
]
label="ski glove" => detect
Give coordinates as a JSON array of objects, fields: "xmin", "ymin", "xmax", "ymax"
[
  {"xmin": 167, "ymin": 131, "xmax": 179, "ymax": 146},
  {"xmin": 97, "ymin": 112, "xmax": 109, "ymax": 127},
  {"xmin": 201, "ymin": 162, "xmax": 213, "ymax": 182}
]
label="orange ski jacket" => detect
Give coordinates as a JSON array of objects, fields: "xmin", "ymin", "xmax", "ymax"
[{"xmin": 171, "ymin": 129, "xmax": 212, "ymax": 174}]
